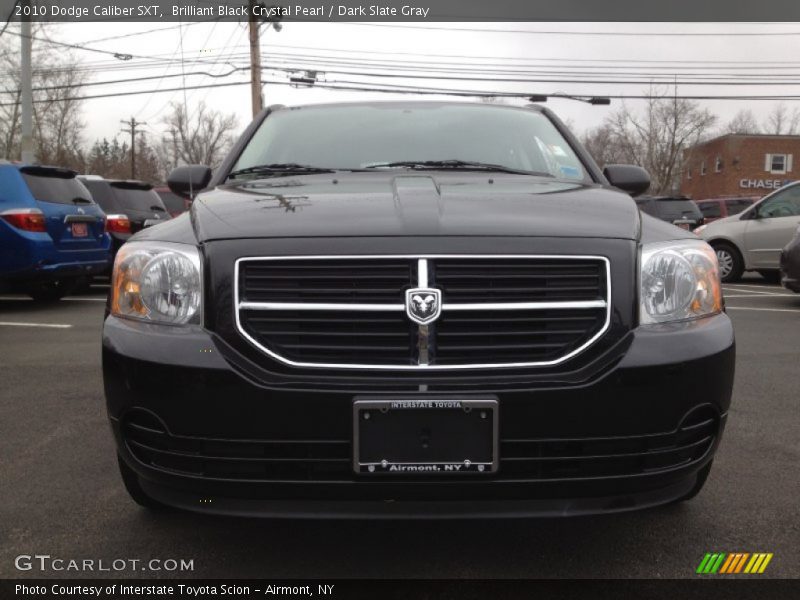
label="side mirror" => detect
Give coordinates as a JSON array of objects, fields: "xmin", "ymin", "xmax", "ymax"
[
  {"xmin": 603, "ymin": 164, "xmax": 651, "ymax": 197},
  {"xmin": 167, "ymin": 165, "xmax": 212, "ymax": 198}
]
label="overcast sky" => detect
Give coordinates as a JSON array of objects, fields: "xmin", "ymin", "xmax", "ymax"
[{"xmin": 11, "ymin": 21, "xmax": 800, "ymax": 145}]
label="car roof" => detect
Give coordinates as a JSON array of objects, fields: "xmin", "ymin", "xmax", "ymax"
[
  {"xmin": 5, "ymin": 163, "xmax": 78, "ymax": 176},
  {"xmin": 695, "ymin": 197, "xmax": 757, "ymax": 203},
  {"xmin": 637, "ymin": 195, "xmax": 694, "ymax": 201},
  {"xmin": 272, "ymin": 100, "xmax": 546, "ymax": 113},
  {"xmin": 81, "ymin": 177, "xmax": 153, "ymax": 190}
]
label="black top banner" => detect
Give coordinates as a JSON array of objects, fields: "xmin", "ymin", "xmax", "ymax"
[{"xmin": 6, "ymin": 0, "xmax": 800, "ymax": 22}]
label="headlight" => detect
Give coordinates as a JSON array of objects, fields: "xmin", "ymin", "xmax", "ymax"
[
  {"xmin": 640, "ymin": 239, "xmax": 722, "ymax": 325},
  {"xmin": 111, "ymin": 242, "xmax": 202, "ymax": 325},
  {"xmin": 693, "ymin": 224, "xmax": 707, "ymax": 235}
]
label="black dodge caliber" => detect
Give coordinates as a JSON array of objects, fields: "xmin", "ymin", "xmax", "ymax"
[{"xmin": 103, "ymin": 101, "xmax": 735, "ymax": 517}]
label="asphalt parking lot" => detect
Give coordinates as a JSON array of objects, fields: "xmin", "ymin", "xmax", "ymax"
[{"xmin": 1, "ymin": 276, "xmax": 798, "ymax": 579}]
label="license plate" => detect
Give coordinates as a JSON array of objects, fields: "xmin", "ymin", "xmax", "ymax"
[
  {"xmin": 71, "ymin": 223, "xmax": 88, "ymax": 237},
  {"xmin": 353, "ymin": 397, "xmax": 498, "ymax": 475},
  {"xmin": 677, "ymin": 223, "xmax": 691, "ymax": 230}
]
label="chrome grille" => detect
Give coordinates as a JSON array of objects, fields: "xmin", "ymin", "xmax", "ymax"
[
  {"xmin": 240, "ymin": 258, "xmax": 412, "ymax": 303},
  {"xmin": 433, "ymin": 258, "xmax": 605, "ymax": 302},
  {"xmin": 235, "ymin": 255, "xmax": 611, "ymax": 370}
]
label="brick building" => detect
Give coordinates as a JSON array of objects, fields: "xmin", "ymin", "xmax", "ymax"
[{"xmin": 680, "ymin": 134, "xmax": 800, "ymax": 200}]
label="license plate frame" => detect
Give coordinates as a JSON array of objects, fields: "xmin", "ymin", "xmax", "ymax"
[
  {"xmin": 353, "ymin": 396, "xmax": 499, "ymax": 475},
  {"xmin": 71, "ymin": 222, "xmax": 88, "ymax": 237}
]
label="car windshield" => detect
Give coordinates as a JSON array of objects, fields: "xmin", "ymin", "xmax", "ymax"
[
  {"xmin": 81, "ymin": 180, "xmax": 116, "ymax": 212},
  {"xmin": 231, "ymin": 104, "xmax": 587, "ymax": 181},
  {"xmin": 21, "ymin": 167, "xmax": 93, "ymax": 205},
  {"xmin": 726, "ymin": 199, "xmax": 755, "ymax": 215},
  {"xmin": 156, "ymin": 190, "xmax": 186, "ymax": 214}
]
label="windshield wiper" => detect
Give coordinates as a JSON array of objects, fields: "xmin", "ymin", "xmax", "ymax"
[
  {"xmin": 71, "ymin": 197, "xmax": 92, "ymax": 204},
  {"xmin": 150, "ymin": 205, "xmax": 166, "ymax": 212},
  {"xmin": 227, "ymin": 163, "xmax": 336, "ymax": 180},
  {"xmin": 365, "ymin": 160, "xmax": 551, "ymax": 177}
]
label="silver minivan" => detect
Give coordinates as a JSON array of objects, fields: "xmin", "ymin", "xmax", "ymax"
[{"xmin": 696, "ymin": 181, "xmax": 800, "ymax": 282}]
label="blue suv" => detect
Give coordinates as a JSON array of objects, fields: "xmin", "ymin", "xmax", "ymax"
[{"xmin": 0, "ymin": 163, "xmax": 112, "ymax": 301}]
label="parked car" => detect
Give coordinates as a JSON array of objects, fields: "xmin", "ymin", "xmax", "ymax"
[
  {"xmin": 695, "ymin": 197, "xmax": 758, "ymax": 223},
  {"xmin": 154, "ymin": 186, "xmax": 191, "ymax": 217},
  {"xmin": 0, "ymin": 163, "xmax": 111, "ymax": 301},
  {"xmin": 634, "ymin": 196, "xmax": 704, "ymax": 230},
  {"xmin": 104, "ymin": 101, "xmax": 734, "ymax": 517},
  {"xmin": 696, "ymin": 181, "xmax": 800, "ymax": 283},
  {"xmin": 780, "ymin": 225, "xmax": 800, "ymax": 293},
  {"xmin": 78, "ymin": 177, "xmax": 171, "ymax": 258}
]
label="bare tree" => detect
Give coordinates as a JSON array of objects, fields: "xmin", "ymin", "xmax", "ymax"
[
  {"xmin": 725, "ymin": 109, "xmax": 761, "ymax": 135},
  {"xmin": 598, "ymin": 87, "xmax": 717, "ymax": 195},
  {"xmin": 159, "ymin": 102, "xmax": 238, "ymax": 172},
  {"xmin": 0, "ymin": 24, "xmax": 87, "ymax": 168},
  {"xmin": 763, "ymin": 103, "xmax": 800, "ymax": 135},
  {"xmin": 581, "ymin": 124, "xmax": 629, "ymax": 168}
]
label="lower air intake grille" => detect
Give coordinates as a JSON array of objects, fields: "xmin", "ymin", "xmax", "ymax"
[{"xmin": 122, "ymin": 407, "xmax": 717, "ymax": 483}]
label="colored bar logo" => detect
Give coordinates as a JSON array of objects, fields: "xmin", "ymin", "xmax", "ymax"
[{"xmin": 697, "ymin": 553, "xmax": 773, "ymax": 574}]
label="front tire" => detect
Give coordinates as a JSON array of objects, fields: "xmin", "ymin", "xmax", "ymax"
[
  {"xmin": 758, "ymin": 270, "xmax": 781, "ymax": 284},
  {"xmin": 713, "ymin": 243, "xmax": 744, "ymax": 283},
  {"xmin": 27, "ymin": 278, "xmax": 77, "ymax": 302},
  {"xmin": 117, "ymin": 455, "xmax": 166, "ymax": 510}
]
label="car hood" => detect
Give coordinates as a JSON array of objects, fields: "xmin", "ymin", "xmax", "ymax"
[
  {"xmin": 699, "ymin": 213, "xmax": 743, "ymax": 238},
  {"xmin": 190, "ymin": 172, "xmax": 641, "ymax": 242}
]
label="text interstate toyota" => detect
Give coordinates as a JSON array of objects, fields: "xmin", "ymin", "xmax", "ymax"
[{"xmin": 103, "ymin": 102, "xmax": 734, "ymax": 517}]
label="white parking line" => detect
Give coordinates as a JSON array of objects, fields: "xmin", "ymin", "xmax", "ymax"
[
  {"xmin": 726, "ymin": 307, "xmax": 800, "ymax": 313},
  {"xmin": 0, "ymin": 321, "xmax": 73, "ymax": 329},
  {"xmin": 0, "ymin": 296, "xmax": 106, "ymax": 302},
  {"xmin": 723, "ymin": 285, "xmax": 785, "ymax": 295},
  {"xmin": 725, "ymin": 294, "xmax": 798, "ymax": 298}
]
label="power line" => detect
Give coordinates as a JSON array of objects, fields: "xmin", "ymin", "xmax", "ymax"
[
  {"xmin": 4, "ymin": 76, "xmax": 800, "ymax": 108},
  {"xmin": 16, "ymin": 39, "xmax": 800, "ymax": 79},
  {"xmin": 12, "ymin": 61, "xmax": 800, "ymax": 96},
  {"xmin": 17, "ymin": 45, "xmax": 800, "ymax": 81},
  {"xmin": 339, "ymin": 22, "xmax": 800, "ymax": 36},
  {"xmin": 78, "ymin": 19, "xmax": 216, "ymax": 45}
]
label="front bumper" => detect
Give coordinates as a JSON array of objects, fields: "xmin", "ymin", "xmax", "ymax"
[
  {"xmin": 0, "ymin": 229, "xmax": 111, "ymax": 282},
  {"xmin": 103, "ymin": 313, "xmax": 735, "ymax": 518},
  {"xmin": 780, "ymin": 244, "xmax": 800, "ymax": 293}
]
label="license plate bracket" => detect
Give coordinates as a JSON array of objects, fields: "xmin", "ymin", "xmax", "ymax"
[
  {"xmin": 71, "ymin": 222, "xmax": 88, "ymax": 237},
  {"xmin": 353, "ymin": 397, "xmax": 498, "ymax": 475}
]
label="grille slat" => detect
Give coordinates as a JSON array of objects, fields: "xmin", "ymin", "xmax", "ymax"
[
  {"xmin": 434, "ymin": 257, "xmax": 605, "ymax": 303},
  {"xmin": 236, "ymin": 256, "xmax": 609, "ymax": 368},
  {"xmin": 241, "ymin": 258, "xmax": 413, "ymax": 303}
]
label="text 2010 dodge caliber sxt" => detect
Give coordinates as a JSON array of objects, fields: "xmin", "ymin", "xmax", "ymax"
[{"xmin": 103, "ymin": 102, "xmax": 735, "ymax": 517}]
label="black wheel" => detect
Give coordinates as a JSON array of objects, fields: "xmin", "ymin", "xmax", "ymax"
[
  {"xmin": 758, "ymin": 270, "xmax": 781, "ymax": 284},
  {"xmin": 117, "ymin": 455, "xmax": 166, "ymax": 510},
  {"xmin": 673, "ymin": 461, "xmax": 713, "ymax": 504},
  {"xmin": 26, "ymin": 278, "xmax": 77, "ymax": 302},
  {"xmin": 712, "ymin": 243, "xmax": 744, "ymax": 283}
]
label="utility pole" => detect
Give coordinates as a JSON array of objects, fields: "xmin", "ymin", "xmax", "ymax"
[
  {"xmin": 120, "ymin": 117, "xmax": 146, "ymax": 179},
  {"xmin": 248, "ymin": 1, "xmax": 282, "ymax": 118},
  {"xmin": 248, "ymin": 0, "xmax": 263, "ymax": 118},
  {"xmin": 20, "ymin": 0, "xmax": 35, "ymax": 164}
]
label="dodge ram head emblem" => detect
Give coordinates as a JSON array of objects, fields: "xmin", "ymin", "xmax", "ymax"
[{"xmin": 405, "ymin": 288, "xmax": 442, "ymax": 325}]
